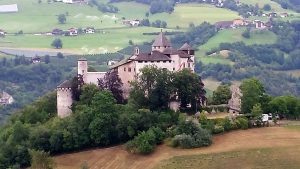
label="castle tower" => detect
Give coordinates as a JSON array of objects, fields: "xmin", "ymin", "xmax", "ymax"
[
  {"xmin": 152, "ymin": 30, "xmax": 171, "ymax": 53},
  {"xmin": 78, "ymin": 58, "xmax": 88, "ymax": 83},
  {"xmin": 57, "ymin": 80, "xmax": 73, "ymax": 118}
]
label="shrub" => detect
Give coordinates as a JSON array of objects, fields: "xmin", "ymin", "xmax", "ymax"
[
  {"xmin": 126, "ymin": 130, "xmax": 156, "ymax": 154},
  {"xmin": 236, "ymin": 117, "xmax": 249, "ymax": 130},
  {"xmin": 193, "ymin": 128, "xmax": 212, "ymax": 147},
  {"xmin": 171, "ymin": 134, "xmax": 194, "ymax": 148},
  {"xmin": 126, "ymin": 127, "xmax": 165, "ymax": 154},
  {"xmin": 213, "ymin": 125, "xmax": 224, "ymax": 134},
  {"xmin": 223, "ymin": 117, "xmax": 233, "ymax": 131}
]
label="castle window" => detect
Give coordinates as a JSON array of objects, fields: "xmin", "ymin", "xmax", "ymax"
[
  {"xmin": 128, "ymin": 67, "xmax": 131, "ymax": 72},
  {"xmin": 124, "ymin": 67, "xmax": 126, "ymax": 72},
  {"xmin": 173, "ymin": 68, "xmax": 175, "ymax": 71},
  {"xmin": 145, "ymin": 61, "xmax": 148, "ymax": 63},
  {"xmin": 134, "ymin": 68, "xmax": 136, "ymax": 72},
  {"xmin": 138, "ymin": 61, "xmax": 142, "ymax": 63},
  {"xmin": 169, "ymin": 61, "xmax": 171, "ymax": 63},
  {"xmin": 183, "ymin": 63, "xmax": 186, "ymax": 68},
  {"xmin": 163, "ymin": 61, "xmax": 166, "ymax": 63},
  {"xmin": 188, "ymin": 63, "xmax": 191, "ymax": 68},
  {"xmin": 151, "ymin": 61, "xmax": 154, "ymax": 63},
  {"xmin": 157, "ymin": 61, "xmax": 160, "ymax": 63}
]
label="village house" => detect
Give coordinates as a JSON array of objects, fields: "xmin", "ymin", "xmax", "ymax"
[
  {"xmin": 107, "ymin": 60, "xmax": 119, "ymax": 66},
  {"xmin": 254, "ymin": 20, "xmax": 266, "ymax": 29},
  {"xmin": 232, "ymin": 18, "xmax": 245, "ymax": 27},
  {"xmin": 215, "ymin": 21, "xmax": 233, "ymax": 30},
  {"xmin": 31, "ymin": 56, "xmax": 41, "ymax": 64},
  {"xmin": 57, "ymin": 31, "xmax": 195, "ymax": 117},
  {"xmin": 52, "ymin": 28, "xmax": 64, "ymax": 35},
  {"xmin": 66, "ymin": 28, "xmax": 78, "ymax": 36},
  {"xmin": 280, "ymin": 13, "xmax": 289, "ymax": 18},
  {"xmin": 84, "ymin": 27, "xmax": 95, "ymax": 34},
  {"xmin": 122, "ymin": 19, "xmax": 141, "ymax": 27},
  {"xmin": 0, "ymin": 4, "xmax": 18, "ymax": 13},
  {"xmin": 0, "ymin": 91, "xmax": 14, "ymax": 105},
  {"xmin": 0, "ymin": 29, "xmax": 6, "ymax": 37}
]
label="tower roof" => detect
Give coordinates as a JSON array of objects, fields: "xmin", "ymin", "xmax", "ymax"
[
  {"xmin": 152, "ymin": 31, "xmax": 171, "ymax": 47},
  {"xmin": 179, "ymin": 43, "xmax": 193, "ymax": 50}
]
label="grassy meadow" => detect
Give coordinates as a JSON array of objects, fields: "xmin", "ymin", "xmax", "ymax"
[
  {"xmin": 198, "ymin": 28, "xmax": 277, "ymax": 56},
  {"xmin": 239, "ymin": 0, "xmax": 294, "ymax": 13},
  {"xmin": 154, "ymin": 146, "xmax": 300, "ymax": 169},
  {"xmin": 0, "ymin": 0, "xmax": 242, "ymax": 53}
]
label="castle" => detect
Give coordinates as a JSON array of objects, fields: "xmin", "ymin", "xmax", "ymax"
[{"xmin": 57, "ymin": 31, "xmax": 195, "ymax": 117}]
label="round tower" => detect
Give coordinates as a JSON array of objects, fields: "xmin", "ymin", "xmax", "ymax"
[
  {"xmin": 78, "ymin": 58, "xmax": 88, "ymax": 83},
  {"xmin": 57, "ymin": 80, "xmax": 73, "ymax": 118}
]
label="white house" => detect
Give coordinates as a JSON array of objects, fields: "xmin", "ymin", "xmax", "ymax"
[
  {"xmin": 63, "ymin": 0, "xmax": 73, "ymax": 4},
  {"xmin": 85, "ymin": 27, "xmax": 95, "ymax": 34},
  {"xmin": 67, "ymin": 28, "xmax": 78, "ymax": 36},
  {"xmin": 0, "ymin": 4, "xmax": 18, "ymax": 13},
  {"xmin": 0, "ymin": 91, "xmax": 14, "ymax": 105}
]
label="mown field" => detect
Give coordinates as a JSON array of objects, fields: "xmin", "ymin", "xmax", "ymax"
[
  {"xmin": 0, "ymin": 0, "xmax": 241, "ymax": 53},
  {"xmin": 54, "ymin": 126, "xmax": 300, "ymax": 169}
]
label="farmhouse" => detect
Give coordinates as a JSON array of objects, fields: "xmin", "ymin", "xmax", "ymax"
[
  {"xmin": 280, "ymin": 13, "xmax": 289, "ymax": 18},
  {"xmin": 215, "ymin": 21, "xmax": 233, "ymax": 30},
  {"xmin": 57, "ymin": 31, "xmax": 195, "ymax": 117},
  {"xmin": 84, "ymin": 27, "xmax": 95, "ymax": 34},
  {"xmin": 122, "ymin": 19, "xmax": 141, "ymax": 27},
  {"xmin": 0, "ymin": 29, "xmax": 6, "ymax": 36},
  {"xmin": 0, "ymin": 91, "xmax": 14, "ymax": 105},
  {"xmin": 52, "ymin": 28, "xmax": 64, "ymax": 35},
  {"xmin": 66, "ymin": 28, "xmax": 78, "ymax": 36},
  {"xmin": 0, "ymin": 4, "xmax": 18, "ymax": 13},
  {"xmin": 31, "ymin": 56, "xmax": 41, "ymax": 64},
  {"xmin": 232, "ymin": 19, "xmax": 245, "ymax": 27}
]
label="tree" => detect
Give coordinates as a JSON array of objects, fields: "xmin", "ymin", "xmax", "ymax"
[
  {"xmin": 38, "ymin": 0, "xmax": 42, "ymax": 4},
  {"xmin": 240, "ymin": 78, "xmax": 265, "ymax": 114},
  {"xmin": 44, "ymin": 55, "xmax": 50, "ymax": 64},
  {"xmin": 58, "ymin": 14, "xmax": 66, "ymax": 24},
  {"xmin": 98, "ymin": 70, "xmax": 124, "ymax": 104},
  {"xmin": 51, "ymin": 38, "xmax": 62, "ymax": 49},
  {"xmin": 263, "ymin": 4, "xmax": 272, "ymax": 11},
  {"xmin": 29, "ymin": 150, "xmax": 55, "ymax": 169},
  {"xmin": 173, "ymin": 69, "xmax": 206, "ymax": 109},
  {"xmin": 242, "ymin": 27, "xmax": 251, "ymax": 39},
  {"xmin": 89, "ymin": 91, "xmax": 119, "ymax": 146},
  {"xmin": 212, "ymin": 85, "xmax": 231, "ymax": 105}
]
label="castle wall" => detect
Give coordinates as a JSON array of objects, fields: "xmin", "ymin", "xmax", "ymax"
[
  {"xmin": 86, "ymin": 72, "xmax": 106, "ymax": 85},
  {"xmin": 116, "ymin": 61, "xmax": 136, "ymax": 98},
  {"xmin": 57, "ymin": 88, "xmax": 73, "ymax": 118},
  {"xmin": 135, "ymin": 60, "xmax": 173, "ymax": 73}
]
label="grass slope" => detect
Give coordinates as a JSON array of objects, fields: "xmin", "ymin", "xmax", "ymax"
[
  {"xmin": 155, "ymin": 146, "xmax": 300, "ymax": 169},
  {"xmin": 0, "ymin": 27, "xmax": 165, "ymax": 54},
  {"xmin": 239, "ymin": 0, "xmax": 293, "ymax": 13}
]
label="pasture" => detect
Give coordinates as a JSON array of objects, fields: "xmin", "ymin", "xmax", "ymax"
[
  {"xmin": 54, "ymin": 126, "xmax": 300, "ymax": 169},
  {"xmin": 0, "ymin": 27, "xmax": 166, "ymax": 54},
  {"xmin": 198, "ymin": 28, "xmax": 277, "ymax": 56},
  {"xmin": 239, "ymin": 0, "xmax": 294, "ymax": 13}
]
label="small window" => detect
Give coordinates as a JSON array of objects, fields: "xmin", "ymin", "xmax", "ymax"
[
  {"xmin": 128, "ymin": 68, "xmax": 131, "ymax": 72},
  {"xmin": 169, "ymin": 61, "xmax": 171, "ymax": 63},
  {"xmin": 124, "ymin": 67, "xmax": 126, "ymax": 71},
  {"xmin": 173, "ymin": 68, "xmax": 175, "ymax": 71},
  {"xmin": 145, "ymin": 61, "xmax": 148, "ymax": 63},
  {"xmin": 138, "ymin": 61, "xmax": 142, "ymax": 63},
  {"xmin": 163, "ymin": 61, "xmax": 166, "ymax": 63},
  {"xmin": 134, "ymin": 68, "xmax": 136, "ymax": 72},
  {"xmin": 188, "ymin": 63, "xmax": 191, "ymax": 68},
  {"xmin": 157, "ymin": 61, "xmax": 160, "ymax": 63},
  {"xmin": 151, "ymin": 61, "xmax": 154, "ymax": 63},
  {"xmin": 183, "ymin": 63, "xmax": 186, "ymax": 68}
]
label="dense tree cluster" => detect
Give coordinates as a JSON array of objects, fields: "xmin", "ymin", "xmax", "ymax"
[
  {"xmin": 171, "ymin": 22, "xmax": 217, "ymax": 47},
  {"xmin": 89, "ymin": 0, "xmax": 119, "ymax": 13},
  {"xmin": 273, "ymin": 0, "xmax": 300, "ymax": 12}
]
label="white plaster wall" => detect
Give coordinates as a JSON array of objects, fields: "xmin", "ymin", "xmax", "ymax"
[
  {"xmin": 57, "ymin": 89, "xmax": 73, "ymax": 118},
  {"xmin": 135, "ymin": 61, "xmax": 173, "ymax": 74},
  {"xmin": 86, "ymin": 72, "xmax": 106, "ymax": 85}
]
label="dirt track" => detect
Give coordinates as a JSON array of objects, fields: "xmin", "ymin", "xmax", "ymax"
[{"xmin": 54, "ymin": 127, "xmax": 300, "ymax": 169}]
